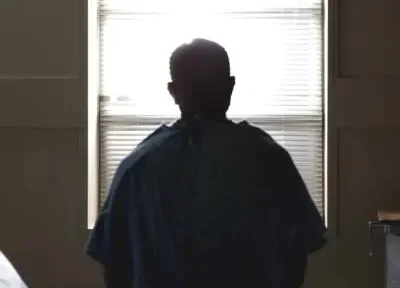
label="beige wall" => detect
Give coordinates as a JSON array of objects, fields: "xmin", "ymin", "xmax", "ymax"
[
  {"xmin": 305, "ymin": 1, "xmax": 400, "ymax": 288},
  {"xmin": 0, "ymin": 0, "xmax": 399, "ymax": 287},
  {"xmin": 0, "ymin": 0, "xmax": 102, "ymax": 287}
]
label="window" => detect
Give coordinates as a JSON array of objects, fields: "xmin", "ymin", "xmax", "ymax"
[{"xmin": 97, "ymin": 0, "xmax": 324, "ymax": 213}]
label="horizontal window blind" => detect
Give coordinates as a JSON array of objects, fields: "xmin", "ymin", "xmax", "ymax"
[{"xmin": 98, "ymin": 0, "xmax": 324, "ymax": 213}]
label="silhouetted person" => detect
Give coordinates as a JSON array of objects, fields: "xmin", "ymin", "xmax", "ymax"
[{"xmin": 86, "ymin": 39, "xmax": 327, "ymax": 288}]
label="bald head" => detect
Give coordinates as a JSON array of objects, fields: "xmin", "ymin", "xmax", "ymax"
[
  {"xmin": 170, "ymin": 39, "xmax": 231, "ymax": 82},
  {"xmin": 168, "ymin": 39, "xmax": 235, "ymax": 118}
]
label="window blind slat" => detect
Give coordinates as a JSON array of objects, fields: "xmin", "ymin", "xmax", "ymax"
[
  {"xmin": 99, "ymin": 0, "xmax": 322, "ymax": 13},
  {"xmin": 98, "ymin": 0, "xmax": 325, "ymax": 214}
]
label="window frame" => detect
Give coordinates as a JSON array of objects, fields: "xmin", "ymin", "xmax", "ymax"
[
  {"xmin": 87, "ymin": 0, "xmax": 100, "ymax": 229},
  {"xmin": 88, "ymin": 0, "xmax": 331, "ymax": 231}
]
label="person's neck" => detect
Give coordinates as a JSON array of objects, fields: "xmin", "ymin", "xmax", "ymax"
[{"xmin": 181, "ymin": 112, "xmax": 227, "ymax": 121}]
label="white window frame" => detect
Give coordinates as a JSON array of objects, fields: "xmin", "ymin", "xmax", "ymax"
[
  {"xmin": 87, "ymin": 0, "xmax": 100, "ymax": 229},
  {"xmin": 87, "ymin": 0, "xmax": 330, "ymax": 230}
]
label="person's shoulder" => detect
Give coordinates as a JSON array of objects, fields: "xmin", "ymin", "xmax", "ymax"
[
  {"xmin": 114, "ymin": 125, "xmax": 177, "ymax": 178},
  {"xmin": 237, "ymin": 120, "xmax": 275, "ymax": 144},
  {"xmin": 237, "ymin": 120, "xmax": 273, "ymax": 141},
  {"xmin": 237, "ymin": 120, "xmax": 290, "ymax": 158}
]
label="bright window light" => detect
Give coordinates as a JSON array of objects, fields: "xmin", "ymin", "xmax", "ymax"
[{"xmin": 96, "ymin": 0, "xmax": 325, "ymax": 214}]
